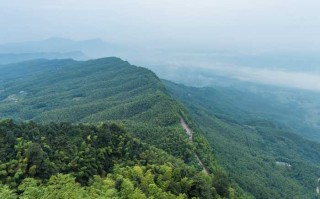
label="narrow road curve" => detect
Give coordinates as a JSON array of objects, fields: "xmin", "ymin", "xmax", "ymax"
[{"xmin": 180, "ymin": 118, "xmax": 209, "ymax": 175}]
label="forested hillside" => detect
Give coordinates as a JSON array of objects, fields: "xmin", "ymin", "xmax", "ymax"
[
  {"xmin": 0, "ymin": 57, "xmax": 175, "ymax": 124},
  {"xmin": 0, "ymin": 57, "xmax": 196, "ymax": 163},
  {"xmin": 159, "ymin": 67, "xmax": 320, "ymax": 142},
  {"xmin": 0, "ymin": 119, "xmax": 232, "ymax": 198},
  {"xmin": 0, "ymin": 58, "xmax": 248, "ymax": 198},
  {"xmin": 165, "ymin": 80, "xmax": 320, "ymax": 199}
]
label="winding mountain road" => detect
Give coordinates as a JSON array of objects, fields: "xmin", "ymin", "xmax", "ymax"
[{"xmin": 180, "ymin": 118, "xmax": 209, "ymax": 175}]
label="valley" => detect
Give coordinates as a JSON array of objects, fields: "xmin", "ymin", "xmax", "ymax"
[{"xmin": 165, "ymin": 80, "xmax": 320, "ymax": 199}]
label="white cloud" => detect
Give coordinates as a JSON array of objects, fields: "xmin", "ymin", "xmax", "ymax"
[{"xmin": 191, "ymin": 64, "xmax": 320, "ymax": 92}]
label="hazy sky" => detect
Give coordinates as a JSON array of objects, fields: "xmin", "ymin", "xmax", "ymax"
[
  {"xmin": 1, "ymin": 0, "xmax": 320, "ymax": 91},
  {"xmin": 1, "ymin": 0, "xmax": 320, "ymax": 52}
]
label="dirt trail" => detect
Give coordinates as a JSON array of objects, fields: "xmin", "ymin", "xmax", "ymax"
[
  {"xmin": 180, "ymin": 118, "xmax": 209, "ymax": 175},
  {"xmin": 180, "ymin": 118, "xmax": 192, "ymax": 140}
]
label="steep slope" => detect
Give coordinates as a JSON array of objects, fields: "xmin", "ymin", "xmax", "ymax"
[
  {"xmin": 0, "ymin": 57, "xmax": 247, "ymax": 198},
  {"xmin": 0, "ymin": 58, "xmax": 193, "ymax": 161},
  {"xmin": 180, "ymin": 118, "xmax": 209, "ymax": 174},
  {"xmin": 165, "ymin": 80, "xmax": 320, "ymax": 199},
  {"xmin": 0, "ymin": 119, "xmax": 218, "ymax": 198},
  {"xmin": 158, "ymin": 66, "xmax": 320, "ymax": 142},
  {"xmin": 0, "ymin": 57, "xmax": 177, "ymax": 125}
]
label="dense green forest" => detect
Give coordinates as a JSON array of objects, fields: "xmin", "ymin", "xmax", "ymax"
[
  {"xmin": 0, "ymin": 58, "xmax": 206, "ymax": 165},
  {"xmin": 165, "ymin": 80, "xmax": 320, "ymax": 199},
  {"xmin": 4, "ymin": 57, "xmax": 319, "ymax": 198},
  {"xmin": 0, "ymin": 58, "xmax": 251, "ymax": 198},
  {"xmin": 0, "ymin": 58, "xmax": 186, "ymax": 158},
  {"xmin": 0, "ymin": 119, "xmax": 236, "ymax": 198}
]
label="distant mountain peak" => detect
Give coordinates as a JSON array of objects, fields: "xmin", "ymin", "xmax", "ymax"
[
  {"xmin": 44, "ymin": 37, "xmax": 73, "ymax": 41},
  {"xmin": 0, "ymin": 37, "xmax": 111, "ymax": 57}
]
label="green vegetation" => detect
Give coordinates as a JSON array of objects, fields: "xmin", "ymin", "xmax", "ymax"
[
  {"xmin": 0, "ymin": 119, "xmax": 237, "ymax": 198},
  {"xmin": 164, "ymin": 72, "xmax": 320, "ymax": 142},
  {"xmin": 0, "ymin": 58, "xmax": 250, "ymax": 198},
  {"xmin": 0, "ymin": 57, "xmax": 202, "ymax": 164},
  {"xmin": 165, "ymin": 80, "xmax": 320, "ymax": 199},
  {"xmin": 4, "ymin": 57, "xmax": 318, "ymax": 198}
]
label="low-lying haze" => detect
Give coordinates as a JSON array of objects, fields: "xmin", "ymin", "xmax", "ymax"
[
  {"xmin": 151, "ymin": 63, "xmax": 320, "ymax": 92},
  {"xmin": 1, "ymin": 0, "xmax": 320, "ymax": 91}
]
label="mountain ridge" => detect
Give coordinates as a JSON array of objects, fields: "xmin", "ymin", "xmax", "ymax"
[{"xmin": 0, "ymin": 57, "xmax": 246, "ymax": 198}]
